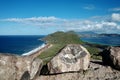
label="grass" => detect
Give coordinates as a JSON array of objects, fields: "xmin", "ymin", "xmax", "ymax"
[
  {"xmin": 83, "ymin": 42, "xmax": 108, "ymax": 60},
  {"xmin": 38, "ymin": 44, "xmax": 65, "ymax": 64},
  {"xmin": 85, "ymin": 46, "xmax": 102, "ymax": 60}
]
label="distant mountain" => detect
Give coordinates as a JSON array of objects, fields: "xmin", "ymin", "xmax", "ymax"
[
  {"xmin": 76, "ymin": 31, "xmax": 120, "ymax": 37},
  {"xmin": 99, "ymin": 33, "xmax": 120, "ymax": 37},
  {"xmin": 76, "ymin": 31, "xmax": 97, "ymax": 35},
  {"xmin": 76, "ymin": 31, "xmax": 97, "ymax": 37}
]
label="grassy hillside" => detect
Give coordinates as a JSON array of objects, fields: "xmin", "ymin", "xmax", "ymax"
[
  {"xmin": 38, "ymin": 31, "xmax": 84, "ymax": 64},
  {"xmin": 38, "ymin": 44, "xmax": 65, "ymax": 65},
  {"xmin": 38, "ymin": 31, "xmax": 105, "ymax": 64},
  {"xmin": 42, "ymin": 31, "xmax": 83, "ymax": 44}
]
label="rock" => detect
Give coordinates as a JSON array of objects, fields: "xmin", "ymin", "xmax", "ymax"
[
  {"xmin": 101, "ymin": 46, "xmax": 120, "ymax": 70},
  {"xmin": 48, "ymin": 44, "xmax": 90, "ymax": 74},
  {"xmin": 17, "ymin": 57, "xmax": 43, "ymax": 80},
  {"xmin": 30, "ymin": 58, "xmax": 43, "ymax": 79},
  {"xmin": 0, "ymin": 53, "xmax": 43, "ymax": 80},
  {"xmin": 0, "ymin": 54, "xmax": 16, "ymax": 80},
  {"xmin": 36, "ymin": 60, "xmax": 120, "ymax": 80}
]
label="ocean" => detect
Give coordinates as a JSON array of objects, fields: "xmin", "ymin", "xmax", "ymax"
[
  {"xmin": 81, "ymin": 36, "xmax": 120, "ymax": 46},
  {"xmin": 0, "ymin": 35, "xmax": 45, "ymax": 55}
]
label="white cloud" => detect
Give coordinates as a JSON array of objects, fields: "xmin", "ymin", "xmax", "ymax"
[
  {"xmin": 1, "ymin": 16, "xmax": 66, "ymax": 27},
  {"xmin": 112, "ymin": 13, "xmax": 120, "ymax": 22},
  {"xmin": 109, "ymin": 7, "xmax": 120, "ymax": 12},
  {"xmin": 83, "ymin": 4, "xmax": 95, "ymax": 10},
  {"xmin": 101, "ymin": 21, "xmax": 117, "ymax": 27},
  {"xmin": 1, "ymin": 15, "xmax": 120, "ymax": 33},
  {"xmin": 68, "ymin": 21, "xmax": 118, "ymax": 32},
  {"xmin": 3, "ymin": 16, "xmax": 59, "ymax": 22}
]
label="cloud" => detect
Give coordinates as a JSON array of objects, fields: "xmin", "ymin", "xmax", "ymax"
[
  {"xmin": 83, "ymin": 4, "xmax": 95, "ymax": 10},
  {"xmin": 1, "ymin": 16, "xmax": 66, "ymax": 27},
  {"xmin": 109, "ymin": 7, "xmax": 120, "ymax": 12},
  {"xmin": 2, "ymin": 16, "xmax": 58, "ymax": 22},
  {"xmin": 112, "ymin": 13, "xmax": 120, "ymax": 22},
  {"xmin": 1, "ymin": 15, "xmax": 120, "ymax": 33},
  {"xmin": 66, "ymin": 20, "xmax": 119, "ymax": 32},
  {"xmin": 101, "ymin": 21, "xmax": 117, "ymax": 27}
]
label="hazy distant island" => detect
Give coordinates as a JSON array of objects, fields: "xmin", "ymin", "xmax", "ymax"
[
  {"xmin": 77, "ymin": 31, "xmax": 120, "ymax": 37},
  {"xmin": 76, "ymin": 31, "xmax": 120, "ymax": 46},
  {"xmin": 99, "ymin": 33, "xmax": 120, "ymax": 37}
]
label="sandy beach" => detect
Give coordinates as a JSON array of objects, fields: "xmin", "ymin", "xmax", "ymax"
[{"xmin": 23, "ymin": 44, "xmax": 52, "ymax": 59}]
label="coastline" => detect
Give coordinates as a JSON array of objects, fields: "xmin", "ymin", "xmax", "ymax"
[
  {"xmin": 23, "ymin": 43, "xmax": 53, "ymax": 59},
  {"xmin": 22, "ymin": 43, "xmax": 46, "ymax": 56}
]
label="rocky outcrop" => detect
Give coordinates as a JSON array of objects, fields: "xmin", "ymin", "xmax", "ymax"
[
  {"xmin": 0, "ymin": 54, "xmax": 17, "ymax": 80},
  {"xmin": 36, "ymin": 60, "xmax": 120, "ymax": 80},
  {"xmin": 0, "ymin": 53, "xmax": 43, "ymax": 80},
  {"xmin": 101, "ymin": 46, "xmax": 120, "ymax": 70},
  {"xmin": 48, "ymin": 44, "xmax": 90, "ymax": 74}
]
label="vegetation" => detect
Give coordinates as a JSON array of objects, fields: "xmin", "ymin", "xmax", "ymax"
[
  {"xmin": 38, "ymin": 31, "xmax": 107, "ymax": 64},
  {"xmin": 38, "ymin": 44, "xmax": 65, "ymax": 64},
  {"xmin": 83, "ymin": 42, "xmax": 108, "ymax": 60},
  {"xmin": 42, "ymin": 31, "xmax": 84, "ymax": 44},
  {"xmin": 85, "ymin": 46, "xmax": 102, "ymax": 60}
]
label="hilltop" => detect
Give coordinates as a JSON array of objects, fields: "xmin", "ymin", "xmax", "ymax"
[{"xmin": 42, "ymin": 31, "xmax": 83, "ymax": 44}]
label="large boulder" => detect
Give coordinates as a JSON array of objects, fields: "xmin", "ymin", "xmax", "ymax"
[
  {"xmin": 101, "ymin": 46, "xmax": 120, "ymax": 70},
  {"xmin": 0, "ymin": 54, "xmax": 16, "ymax": 80},
  {"xmin": 48, "ymin": 44, "xmax": 90, "ymax": 74},
  {"xmin": 0, "ymin": 54, "xmax": 43, "ymax": 80},
  {"xmin": 17, "ymin": 57, "xmax": 43, "ymax": 80}
]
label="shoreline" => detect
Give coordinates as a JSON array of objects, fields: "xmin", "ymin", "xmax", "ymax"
[
  {"xmin": 0, "ymin": 43, "xmax": 53, "ymax": 59},
  {"xmin": 22, "ymin": 43, "xmax": 46, "ymax": 56},
  {"xmin": 23, "ymin": 43, "xmax": 53, "ymax": 59}
]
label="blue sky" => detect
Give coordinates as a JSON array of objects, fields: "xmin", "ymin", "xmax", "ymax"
[{"xmin": 0, "ymin": 0, "xmax": 120, "ymax": 35}]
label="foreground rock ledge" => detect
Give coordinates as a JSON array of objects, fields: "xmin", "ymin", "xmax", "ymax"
[
  {"xmin": 48, "ymin": 44, "xmax": 90, "ymax": 74},
  {"xmin": 0, "ymin": 54, "xmax": 43, "ymax": 80},
  {"xmin": 37, "ymin": 60, "xmax": 120, "ymax": 80}
]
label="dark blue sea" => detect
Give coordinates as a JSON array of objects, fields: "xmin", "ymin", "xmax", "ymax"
[
  {"xmin": 81, "ymin": 36, "xmax": 120, "ymax": 46},
  {"xmin": 0, "ymin": 35, "xmax": 45, "ymax": 55}
]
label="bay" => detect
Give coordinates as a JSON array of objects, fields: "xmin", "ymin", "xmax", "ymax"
[{"xmin": 81, "ymin": 36, "xmax": 120, "ymax": 46}]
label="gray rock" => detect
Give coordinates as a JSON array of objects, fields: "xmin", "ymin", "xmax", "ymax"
[
  {"xmin": 0, "ymin": 54, "xmax": 16, "ymax": 80},
  {"xmin": 36, "ymin": 60, "xmax": 120, "ymax": 80},
  {"xmin": 0, "ymin": 53, "xmax": 43, "ymax": 80},
  {"xmin": 110, "ymin": 47, "xmax": 120, "ymax": 69},
  {"xmin": 102, "ymin": 47, "xmax": 120, "ymax": 70},
  {"xmin": 30, "ymin": 58, "xmax": 43, "ymax": 79},
  {"xmin": 48, "ymin": 44, "xmax": 90, "ymax": 74}
]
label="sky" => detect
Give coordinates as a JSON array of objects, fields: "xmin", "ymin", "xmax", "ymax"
[{"xmin": 0, "ymin": 0, "xmax": 120, "ymax": 35}]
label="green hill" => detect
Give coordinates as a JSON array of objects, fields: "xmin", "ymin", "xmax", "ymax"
[
  {"xmin": 38, "ymin": 31, "xmax": 104, "ymax": 64},
  {"xmin": 39, "ymin": 31, "xmax": 84, "ymax": 64},
  {"xmin": 42, "ymin": 31, "xmax": 83, "ymax": 44}
]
